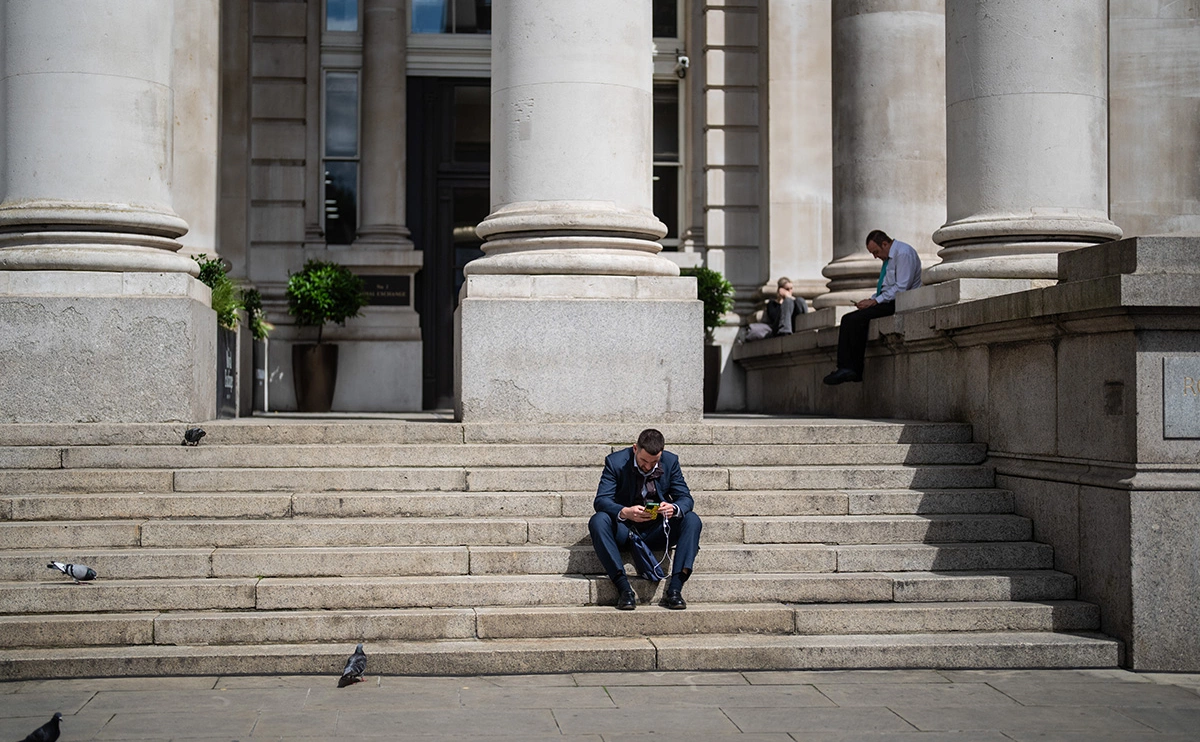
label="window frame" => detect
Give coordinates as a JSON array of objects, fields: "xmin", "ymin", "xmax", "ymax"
[{"xmin": 319, "ymin": 68, "xmax": 363, "ymax": 243}]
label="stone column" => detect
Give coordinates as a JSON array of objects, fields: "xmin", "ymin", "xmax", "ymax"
[
  {"xmin": 357, "ymin": 0, "xmax": 414, "ymax": 249},
  {"xmin": 0, "ymin": 0, "xmax": 216, "ymax": 423},
  {"xmin": 764, "ymin": 0, "xmax": 832, "ymax": 302},
  {"xmin": 816, "ymin": 0, "xmax": 946, "ymax": 308},
  {"xmin": 458, "ymin": 0, "xmax": 702, "ymax": 422},
  {"xmin": 927, "ymin": 0, "xmax": 1121, "ymax": 289},
  {"xmin": 173, "ymin": 0, "xmax": 221, "ymax": 262}
]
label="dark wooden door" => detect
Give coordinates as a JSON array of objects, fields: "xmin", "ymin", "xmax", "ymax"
[{"xmin": 408, "ymin": 77, "xmax": 490, "ymax": 409}]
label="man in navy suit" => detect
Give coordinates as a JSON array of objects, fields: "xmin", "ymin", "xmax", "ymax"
[{"xmin": 589, "ymin": 428, "xmax": 703, "ymax": 610}]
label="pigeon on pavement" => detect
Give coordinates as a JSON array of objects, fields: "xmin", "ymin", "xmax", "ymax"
[
  {"xmin": 182, "ymin": 427, "xmax": 206, "ymax": 446},
  {"xmin": 47, "ymin": 561, "xmax": 97, "ymax": 584},
  {"xmin": 20, "ymin": 712, "xmax": 62, "ymax": 742},
  {"xmin": 337, "ymin": 643, "xmax": 367, "ymax": 687}
]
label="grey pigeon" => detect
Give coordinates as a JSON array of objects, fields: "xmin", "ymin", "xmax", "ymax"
[
  {"xmin": 47, "ymin": 561, "xmax": 96, "ymax": 584},
  {"xmin": 182, "ymin": 427, "xmax": 206, "ymax": 446},
  {"xmin": 337, "ymin": 643, "xmax": 367, "ymax": 687},
  {"xmin": 20, "ymin": 712, "xmax": 62, "ymax": 742}
]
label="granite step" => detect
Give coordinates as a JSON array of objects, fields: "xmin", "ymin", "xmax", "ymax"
[
  {"xmin": 0, "ymin": 600, "xmax": 1101, "ymax": 649},
  {"xmin": 0, "ymin": 631, "xmax": 1121, "ymax": 680},
  {"xmin": 0, "ymin": 488, "xmax": 1018, "ymax": 521},
  {"xmin": 1, "ymin": 442, "xmax": 988, "ymax": 470},
  {"xmin": 0, "ymin": 420, "xmax": 976, "ymax": 447},
  {"xmin": 743, "ymin": 514, "xmax": 1032, "ymax": 544}
]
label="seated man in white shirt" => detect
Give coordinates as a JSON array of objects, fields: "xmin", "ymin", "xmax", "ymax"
[{"xmin": 824, "ymin": 230, "xmax": 922, "ymax": 385}]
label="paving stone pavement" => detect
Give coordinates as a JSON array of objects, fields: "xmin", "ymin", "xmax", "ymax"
[{"xmin": 1, "ymin": 668, "xmax": 1198, "ymax": 741}]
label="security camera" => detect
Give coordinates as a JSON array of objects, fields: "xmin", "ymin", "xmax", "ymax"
[{"xmin": 675, "ymin": 53, "xmax": 690, "ymax": 79}]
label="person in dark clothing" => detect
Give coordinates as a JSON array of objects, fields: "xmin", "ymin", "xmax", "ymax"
[
  {"xmin": 744, "ymin": 277, "xmax": 807, "ymax": 341},
  {"xmin": 589, "ymin": 428, "xmax": 703, "ymax": 611}
]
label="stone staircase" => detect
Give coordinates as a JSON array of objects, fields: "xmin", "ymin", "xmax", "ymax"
[{"xmin": 0, "ymin": 417, "xmax": 1121, "ymax": 679}]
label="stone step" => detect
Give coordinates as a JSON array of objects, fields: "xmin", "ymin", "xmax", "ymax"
[
  {"xmin": 0, "ymin": 570, "xmax": 1077, "ymax": 615},
  {"xmin": 0, "ymin": 600, "xmax": 1101, "ymax": 649},
  {"xmin": 0, "ymin": 463, "xmax": 994, "ymax": 494},
  {"xmin": 0, "ymin": 419, "xmax": 976, "ymax": 447},
  {"xmin": 0, "ymin": 488, "xmax": 1017, "ymax": 521},
  {"xmin": 743, "ymin": 514, "xmax": 1031, "ymax": 544},
  {"xmin": 0, "ymin": 578, "xmax": 257, "ymax": 614},
  {"xmin": 0, "ymin": 513, "xmax": 1032, "ymax": 550},
  {"xmin": 0, "ymin": 631, "xmax": 1121, "ymax": 679},
  {"xmin": 0, "ymin": 541, "xmax": 1055, "ymax": 582},
  {"xmin": 1, "ymin": 442, "xmax": 988, "ymax": 470}
]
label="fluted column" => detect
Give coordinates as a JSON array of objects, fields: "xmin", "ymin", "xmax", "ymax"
[
  {"xmin": 173, "ymin": 0, "xmax": 220, "ymax": 262},
  {"xmin": 457, "ymin": 0, "xmax": 702, "ymax": 423},
  {"xmin": 928, "ymin": 0, "xmax": 1121, "ymax": 283},
  {"xmin": 357, "ymin": 0, "xmax": 414, "ymax": 248},
  {"xmin": 468, "ymin": 0, "xmax": 675, "ymax": 277},
  {"xmin": 0, "ymin": 0, "xmax": 195, "ymax": 275},
  {"xmin": 816, "ymin": 0, "xmax": 945, "ymax": 308}
]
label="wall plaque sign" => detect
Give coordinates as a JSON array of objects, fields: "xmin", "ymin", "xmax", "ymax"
[
  {"xmin": 1163, "ymin": 356, "xmax": 1200, "ymax": 438},
  {"xmin": 361, "ymin": 274, "xmax": 411, "ymax": 307}
]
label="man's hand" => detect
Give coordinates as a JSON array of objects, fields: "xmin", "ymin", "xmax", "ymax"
[
  {"xmin": 620, "ymin": 505, "xmax": 655, "ymax": 523},
  {"xmin": 856, "ymin": 297, "xmax": 878, "ymax": 310},
  {"xmin": 658, "ymin": 502, "xmax": 676, "ymax": 519},
  {"xmin": 778, "ymin": 286, "xmax": 793, "ymax": 300}
]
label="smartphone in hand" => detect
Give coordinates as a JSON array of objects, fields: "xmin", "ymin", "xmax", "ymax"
[{"xmin": 643, "ymin": 501, "xmax": 660, "ymax": 518}]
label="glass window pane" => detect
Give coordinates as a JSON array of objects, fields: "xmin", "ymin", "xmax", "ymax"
[
  {"xmin": 413, "ymin": 0, "xmax": 447, "ymax": 33},
  {"xmin": 326, "ymin": 0, "xmax": 358, "ymax": 32},
  {"xmin": 324, "ymin": 162, "xmax": 358, "ymax": 245},
  {"xmin": 653, "ymin": 0, "xmax": 678, "ymax": 38},
  {"xmin": 653, "ymin": 165, "xmax": 679, "ymax": 240},
  {"xmin": 453, "ymin": 85, "xmax": 490, "ymax": 163},
  {"xmin": 653, "ymin": 84, "xmax": 679, "ymax": 161},
  {"xmin": 325, "ymin": 72, "xmax": 359, "ymax": 158}
]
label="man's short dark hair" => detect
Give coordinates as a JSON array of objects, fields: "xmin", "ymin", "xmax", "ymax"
[
  {"xmin": 865, "ymin": 229, "xmax": 891, "ymax": 246},
  {"xmin": 636, "ymin": 428, "xmax": 665, "ymax": 455}
]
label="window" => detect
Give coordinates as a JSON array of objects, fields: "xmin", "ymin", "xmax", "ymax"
[
  {"xmin": 653, "ymin": 82, "xmax": 682, "ymax": 249},
  {"xmin": 323, "ymin": 71, "xmax": 360, "ymax": 245},
  {"xmin": 326, "ymin": 0, "xmax": 359, "ymax": 33},
  {"xmin": 412, "ymin": 0, "xmax": 491, "ymax": 34},
  {"xmin": 652, "ymin": 0, "xmax": 679, "ymax": 39}
]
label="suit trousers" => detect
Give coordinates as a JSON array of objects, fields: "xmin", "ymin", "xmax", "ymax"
[
  {"xmin": 588, "ymin": 511, "xmax": 703, "ymax": 583},
  {"xmin": 836, "ymin": 301, "xmax": 896, "ymax": 375}
]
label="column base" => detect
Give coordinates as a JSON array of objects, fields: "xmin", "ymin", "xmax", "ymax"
[
  {"xmin": 0, "ymin": 271, "xmax": 216, "ymax": 423},
  {"xmin": 456, "ymin": 275, "xmax": 703, "ymax": 423},
  {"xmin": 815, "ymin": 252, "xmax": 879, "ymax": 308}
]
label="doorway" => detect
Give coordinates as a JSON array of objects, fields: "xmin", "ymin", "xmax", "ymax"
[{"xmin": 408, "ymin": 77, "xmax": 490, "ymax": 409}]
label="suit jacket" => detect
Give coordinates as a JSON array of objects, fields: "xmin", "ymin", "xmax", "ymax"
[{"xmin": 594, "ymin": 447, "xmax": 694, "ymax": 525}]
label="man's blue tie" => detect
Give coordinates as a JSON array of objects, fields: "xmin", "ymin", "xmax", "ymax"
[{"xmin": 876, "ymin": 258, "xmax": 889, "ymax": 294}]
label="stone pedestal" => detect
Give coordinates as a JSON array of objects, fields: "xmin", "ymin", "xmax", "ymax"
[
  {"xmin": 0, "ymin": 0, "xmax": 216, "ymax": 423},
  {"xmin": 817, "ymin": 0, "xmax": 945, "ymax": 308},
  {"xmin": 0, "ymin": 272, "xmax": 216, "ymax": 423},
  {"xmin": 928, "ymin": 0, "xmax": 1121, "ymax": 288},
  {"xmin": 457, "ymin": 276, "xmax": 701, "ymax": 423},
  {"xmin": 459, "ymin": 0, "xmax": 702, "ymax": 422}
]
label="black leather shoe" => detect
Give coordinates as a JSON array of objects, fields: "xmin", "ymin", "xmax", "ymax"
[
  {"xmin": 616, "ymin": 590, "xmax": 637, "ymax": 610},
  {"xmin": 823, "ymin": 368, "xmax": 863, "ymax": 385},
  {"xmin": 663, "ymin": 589, "xmax": 687, "ymax": 610}
]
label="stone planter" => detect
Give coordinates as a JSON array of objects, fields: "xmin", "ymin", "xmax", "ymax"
[{"xmin": 292, "ymin": 343, "xmax": 338, "ymax": 412}]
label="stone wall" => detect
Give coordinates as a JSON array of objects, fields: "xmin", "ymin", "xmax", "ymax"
[{"xmin": 733, "ymin": 236, "xmax": 1200, "ymax": 671}]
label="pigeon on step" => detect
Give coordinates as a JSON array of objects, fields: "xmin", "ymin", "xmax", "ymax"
[
  {"xmin": 182, "ymin": 427, "xmax": 206, "ymax": 446},
  {"xmin": 47, "ymin": 561, "xmax": 96, "ymax": 584},
  {"xmin": 337, "ymin": 643, "xmax": 367, "ymax": 687},
  {"xmin": 20, "ymin": 712, "xmax": 62, "ymax": 742}
]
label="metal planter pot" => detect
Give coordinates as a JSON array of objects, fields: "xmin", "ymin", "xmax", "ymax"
[{"xmin": 292, "ymin": 343, "xmax": 338, "ymax": 412}]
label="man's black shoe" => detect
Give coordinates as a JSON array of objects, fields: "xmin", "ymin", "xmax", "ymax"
[
  {"xmin": 823, "ymin": 368, "xmax": 863, "ymax": 385},
  {"xmin": 616, "ymin": 590, "xmax": 637, "ymax": 610},
  {"xmin": 663, "ymin": 589, "xmax": 687, "ymax": 610}
]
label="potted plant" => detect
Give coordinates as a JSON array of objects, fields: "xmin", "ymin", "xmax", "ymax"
[
  {"xmin": 195, "ymin": 254, "xmax": 244, "ymax": 418},
  {"xmin": 286, "ymin": 259, "xmax": 368, "ymax": 412},
  {"xmin": 681, "ymin": 266, "xmax": 735, "ymax": 413}
]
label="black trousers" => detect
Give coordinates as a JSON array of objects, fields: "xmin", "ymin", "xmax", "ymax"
[
  {"xmin": 588, "ymin": 511, "xmax": 703, "ymax": 583},
  {"xmin": 836, "ymin": 301, "xmax": 896, "ymax": 375}
]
